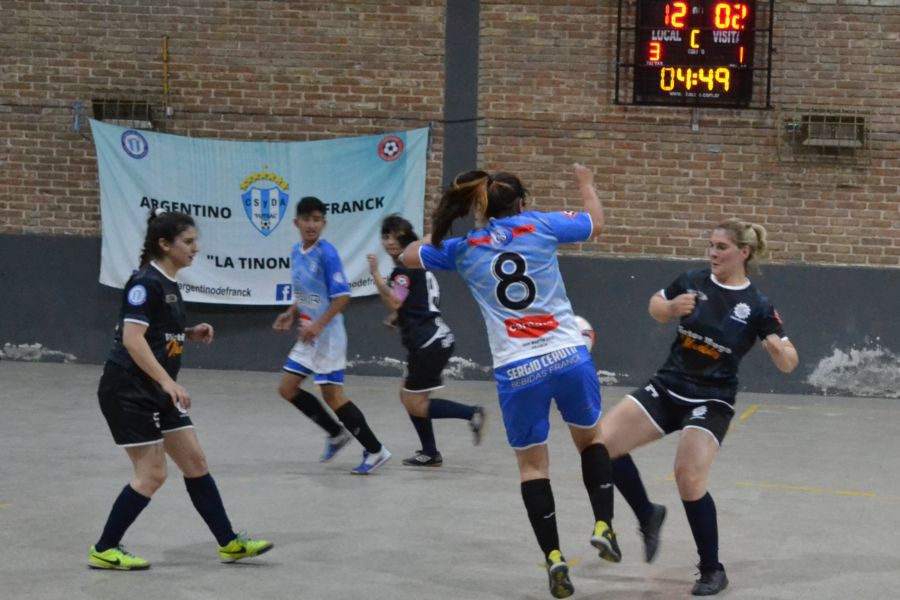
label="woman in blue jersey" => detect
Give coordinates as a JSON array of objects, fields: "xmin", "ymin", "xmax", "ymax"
[
  {"xmin": 402, "ymin": 164, "xmax": 617, "ymax": 599},
  {"xmin": 599, "ymin": 219, "xmax": 798, "ymax": 596},
  {"xmin": 90, "ymin": 210, "xmax": 271, "ymax": 570},
  {"xmin": 367, "ymin": 214, "xmax": 485, "ymax": 467}
]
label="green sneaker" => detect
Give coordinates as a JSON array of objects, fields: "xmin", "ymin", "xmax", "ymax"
[
  {"xmin": 546, "ymin": 549, "xmax": 574, "ymax": 598},
  {"xmin": 590, "ymin": 520, "xmax": 622, "ymax": 563},
  {"xmin": 88, "ymin": 545, "xmax": 150, "ymax": 570},
  {"xmin": 218, "ymin": 533, "xmax": 273, "ymax": 563}
]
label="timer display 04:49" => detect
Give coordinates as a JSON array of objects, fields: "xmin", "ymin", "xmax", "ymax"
[{"xmin": 634, "ymin": 1, "xmax": 756, "ymax": 107}]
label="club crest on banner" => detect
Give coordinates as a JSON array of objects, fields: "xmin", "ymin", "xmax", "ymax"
[{"xmin": 240, "ymin": 167, "xmax": 289, "ymax": 236}]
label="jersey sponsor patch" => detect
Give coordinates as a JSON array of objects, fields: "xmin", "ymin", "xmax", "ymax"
[
  {"xmin": 127, "ymin": 285, "xmax": 148, "ymax": 306},
  {"xmin": 504, "ymin": 314, "xmax": 559, "ymax": 338},
  {"xmin": 561, "ymin": 210, "xmax": 577, "ymax": 218}
]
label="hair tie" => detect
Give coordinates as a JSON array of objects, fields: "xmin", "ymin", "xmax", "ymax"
[
  {"xmin": 153, "ymin": 208, "xmax": 166, "ymax": 218},
  {"xmin": 486, "ymin": 174, "xmax": 494, "ymax": 186}
]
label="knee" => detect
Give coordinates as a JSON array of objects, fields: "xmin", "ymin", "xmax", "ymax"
[
  {"xmin": 278, "ymin": 382, "xmax": 297, "ymax": 401},
  {"xmin": 674, "ymin": 463, "xmax": 706, "ymax": 498},
  {"xmin": 181, "ymin": 450, "xmax": 209, "ymax": 478},
  {"xmin": 400, "ymin": 393, "xmax": 427, "ymax": 417},
  {"xmin": 136, "ymin": 464, "xmax": 168, "ymax": 494},
  {"xmin": 321, "ymin": 387, "xmax": 347, "ymax": 410}
]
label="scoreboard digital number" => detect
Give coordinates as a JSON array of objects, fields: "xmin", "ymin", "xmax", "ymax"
[{"xmin": 634, "ymin": 0, "xmax": 756, "ymax": 107}]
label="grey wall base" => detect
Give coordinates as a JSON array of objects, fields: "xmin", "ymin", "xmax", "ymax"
[{"xmin": 2, "ymin": 234, "xmax": 897, "ymax": 398}]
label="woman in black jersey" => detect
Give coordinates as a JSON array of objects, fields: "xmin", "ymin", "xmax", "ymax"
[
  {"xmin": 89, "ymin": 210, "xmax": 271, "ymax": 570},
  {"xmin": 600, "ymin": 219, "xmax": 798, "ymax": 596},
  {"xmin": 367, "ymin": 215, "xmax": 485, "ymax": 467}
]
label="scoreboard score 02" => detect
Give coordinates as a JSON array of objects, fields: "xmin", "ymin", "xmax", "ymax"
[{"xmin": 634, "ymin": 0, "xmax": 757, "ymax": 107}]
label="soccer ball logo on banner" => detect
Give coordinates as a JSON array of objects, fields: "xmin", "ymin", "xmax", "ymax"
[{"xmin": 378, "ymin": 136, "xmax": 404, "ymax": 161}]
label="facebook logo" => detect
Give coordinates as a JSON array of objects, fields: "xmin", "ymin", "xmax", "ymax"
[{"xmin": 275, "ymin": 284, "xmax": 292, "ymax": 302}]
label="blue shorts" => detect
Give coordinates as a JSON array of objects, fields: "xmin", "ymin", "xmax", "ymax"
[
  {"xmin": 282, "ymin": 358, "xmax": 345, "ymax": 385},
  {"xmin": 495, "ymin": 346, "xmax": 601, "ymax": 449}
]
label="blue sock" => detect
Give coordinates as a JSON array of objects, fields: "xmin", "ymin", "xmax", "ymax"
[
  {"xmin": 683, "ymin": 492, "xmax": 720, "ymax": 569},
  {"xmin": 184, "ymin": 474, "xmax": 236, "ymax": 547},
  {"xmin": 427, "ymin": 398, "xmax": 476, "ymax": 420},
  {"xmin": 409, "ymin": 414, "xmax": 438, "ymax": 455},
  {"xmin": 612, "ymin": 455, "xmax": 655, "ymax": 524},
  {"xmin": 96, "ymin": 484, "xmax": 150, "ymax": 552}
]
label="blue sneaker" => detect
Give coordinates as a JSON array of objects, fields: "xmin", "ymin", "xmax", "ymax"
[
  {"xmin": 320, "ymin": 429, "xmax": 352, "ymax": 462},
  {"xmin": 350, "ymin": 446, "xmax": 392, "ymax": 474}
]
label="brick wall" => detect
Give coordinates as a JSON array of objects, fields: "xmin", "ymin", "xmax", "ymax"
[
  {"xmin": 478, "ymin": 0, "xmax": 900, "ymax": 266},
  {"xmin": 0, "ymin": 1, "xmax": 446, "ymax": 235},
  {"xmin": 2, "ymin": 0, "xmax": 898, "ymax": 266}
]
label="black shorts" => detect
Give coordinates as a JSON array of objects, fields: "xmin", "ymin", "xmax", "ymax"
[
  {"xmin": 403, "ymin": 337, "xmax": 453, "ymax": 393},
  {"xmin": 628, "ymin": 378, "xmax": 734, "ymax": 445},
  {"xmin": 97, "ymin": 362, "xmax": 194, "ymax": 447}
]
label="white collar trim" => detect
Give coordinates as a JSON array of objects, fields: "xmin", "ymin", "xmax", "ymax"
[
  {"xmin": 150, "ymin": 261, "xmax": 178, "ymax": 282},
  {"xmin": 710, "ymin": 272, "xmax": 750, "ymax": 290}
]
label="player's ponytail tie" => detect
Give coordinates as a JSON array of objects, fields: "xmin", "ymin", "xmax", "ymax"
[{"xmin": 153, "ymin": 208, "xmax": 166, "ymax": 218}]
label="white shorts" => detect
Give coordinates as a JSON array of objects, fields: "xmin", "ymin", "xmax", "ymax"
[{"xmin": 286, "ymin": 327, "xmax": 347, "ymax": 375}]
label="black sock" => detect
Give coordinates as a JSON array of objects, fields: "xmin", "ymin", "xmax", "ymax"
[
  {"xmin": 427, "ymin": 398, "xmax": 476, "ymax": 420},
  {"xmin": 683, "ymin": 492, "xmax": 720, "ymax": 569},
  {"xmin": 335, "ymin": 401, "xmax": 381, "ymax": 454},
  {"xmin": 184, "ymin": 473, "xmax": 236, "ymax": 547},
  {"xmin": 95, "ymin": 484, "xmax": 151, "ymax": 552},
  {"xmin": 409, "ymin": 414, "xmax": 438, "ymax": 455},
  {"xmin": 612, "ymin": 454, "xmax": 655, "ymax": 524},
  {"xmin": 581, "ymin": 443, "xmax": 614, "ymax": 523},
  {"xmin": 289, "ymin": 389, "xmax": 342, "ymax": 437},
  {"xmin": 521, "ymin": 478, "xmax": 559, "ymax": 558}
]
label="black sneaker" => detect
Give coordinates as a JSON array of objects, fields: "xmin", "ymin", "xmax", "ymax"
[
  {"xmin": 639, "ymin": 503, "xmax": 667, "ymax": 563},
  {"xmin": 401, "ymin": 450, "xmax": 443, "ymax": 467},
  {"xmin": 692, "ymin": 564, "xmax": 728, "ymax": 596},
  {"xmin": 546, "ymin": 550, "xmax": 574, "ymax": 598},
  {"xmin": 469, "ymin": 406, "xmax": 485, "ymax": 445}
]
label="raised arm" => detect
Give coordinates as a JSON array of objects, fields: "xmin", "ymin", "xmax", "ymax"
[{"xmin": 573, "ymin": 163, "xmax": 604, "ymax": 239}]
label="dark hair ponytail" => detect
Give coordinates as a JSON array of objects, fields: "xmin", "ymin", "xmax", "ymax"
[
  {"xmin": 139, "ymin": 209, "xmax": 196, "ymax": 267},
  {"xmin": 430, "ymin": 170, "xmax": 528, "ymax": 246}
]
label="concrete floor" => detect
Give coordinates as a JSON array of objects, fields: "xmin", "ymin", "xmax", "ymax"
[{"xmin": 1, "ymin": 361, "xmax": 899, "ymax": 599}]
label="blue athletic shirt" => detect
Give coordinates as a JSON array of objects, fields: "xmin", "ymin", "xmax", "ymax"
[
  {"xmin": 419, "ymin": 210, "xmax": 593, "ymax": 368},
  {"xmin": 291, "ymin": 239, "xmax": 351, "ymax": 357}
]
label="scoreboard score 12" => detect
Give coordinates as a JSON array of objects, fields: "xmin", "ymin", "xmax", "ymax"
[{"xmin": 634, "ymin": 0, "xmax": 757, "ymax": 107}]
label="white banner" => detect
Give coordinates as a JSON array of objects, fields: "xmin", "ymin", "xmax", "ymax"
[{"xmin": 92, "ymin": 120, "xmax": 428, "ymax": 304}]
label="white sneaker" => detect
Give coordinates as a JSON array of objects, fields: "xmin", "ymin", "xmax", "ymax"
[
  {"xmin": 350, "ymin": 446, "xmax": 392, "ymax": 474},
  {"xmin": 320, "ymin": 429, "xmax": 352, "ymax": 462}
]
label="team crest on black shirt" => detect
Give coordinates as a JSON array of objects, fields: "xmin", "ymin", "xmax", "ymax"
[{"xmin": 731, "ymin": 302, "xmax": 751, "ymax": 324}]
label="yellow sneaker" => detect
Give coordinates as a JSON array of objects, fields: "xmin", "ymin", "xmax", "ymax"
[
  {"xmin": 88, "ymin": 545, "xmax": 150, "ymax": 570},
  {"xmin": 217, "ymin": 533, "xmax": 273, "ymax": 563},
  {"xmin": 546, "ymin": 549, "xmax": 574, "ymax": 598},
  {"xmin": 590, "ymin": 520, "xmax": 622, "ymax": 563}
]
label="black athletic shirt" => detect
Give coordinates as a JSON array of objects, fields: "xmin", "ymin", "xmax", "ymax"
[
  {"xmin": 389, "ymin": 264, "xmax": 452, "ymax": 350},
  {"xmin": 654, "ymin": 268, "xmax": 785, "ymax": 406},
  {"xmin": 106, "ymin": 262, "xmax": 186, "ymax": 380}
]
